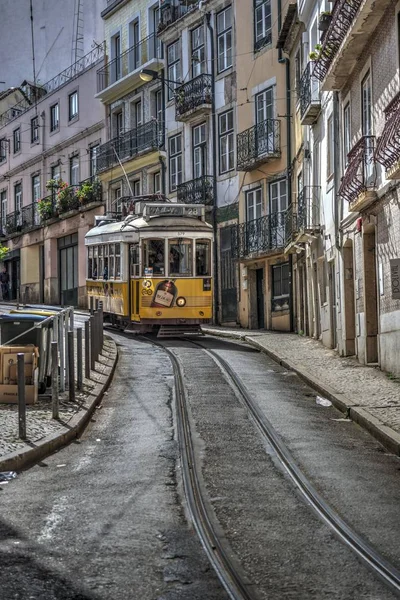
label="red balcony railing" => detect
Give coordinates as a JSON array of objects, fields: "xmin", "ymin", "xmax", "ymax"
[
  {"xmin": 338, "ymin": 136, "xmax": 376, "ymax": 204},
  {"xmin": 375, "ymin": 92, "xmax": 400, "ymax": 171}
]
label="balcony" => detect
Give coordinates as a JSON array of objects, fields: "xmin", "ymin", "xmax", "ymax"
[
  {"xmin": 300, "ymin": 63, "xmax": 321, "ymax": 125},
  {"xmin": 177, "ymin": 175, "xmax": 214, "ymax": 206},
  {"xmin": 158, "ymin": 1, "xmax": 197, "ymax": 33},
  {"xmin": 313, "ymin": 0, "xmax": 387, "ymax": 90},
  {"xmin": 96, "ymin": 34, "xmax": 163, "ymax": 102},
  {"xmin": 3, "ymin": 204, "xmax": 39, "ymax": 236},
  {"xmin": 339, "ymin": 136, "xmax": 377, "ymax": 212},
  {"xmin": 231, "ymin": 212, "xmax": 286, "ymax": 260},
  {"xmin": 96, "ymin": 121, "xmax": 160, "ymax": 173},
  {"xmin": 175, "ymin": 74, "xmax": 212, "ymax": 121},
  {"xmin": 237, "ymin": 119, "xmax": 280, "ymax": 172},
  {"xmin": 375, "ymin": 92, "xmax": 400, "ymax": 180}
]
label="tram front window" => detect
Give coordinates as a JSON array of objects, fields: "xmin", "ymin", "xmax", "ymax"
[
  {"xmin": 169, "ymin": 239, "xmax": 193, "ymax": 277},
  {"xmin": 196, "ymin": 240, "xmax": 211, "ymax": 276},
  {"xmin": 143, "ymin": 239, "xmax": 165, "ymax": 276}
]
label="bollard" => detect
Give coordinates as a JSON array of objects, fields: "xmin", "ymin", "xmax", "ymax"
[
  {"xmin": 16, "ymin": 288, "xmax": 20, "ymax": 310},
  {"xmin": 64, "ymin": 310, "xmax": 69, "ymax": 388},
  {"xmin": 59, "ymin": 312, "xmax": 65, "ymax": 392},
  {"xmin": 77, "ymin": 327, "xmax": 83, "ymax": 391},
  {"xmin": 53, "ymin": 315, "xmax": 59, "ymax": 344},
  {"xmin": 90, "ymin": 316, "xmax": 96, "ymax": 370},
  {"xmin": 89, "ymin": 296, "xmax": 94, "ymax": 315},
  {"xmin": 68, "ymin": 330, "xmax": 75, "ymax": 402},
  {"xmin": 95, "ymin": 298, "xmax": 99, "ymax": 311},
  {"xmin": 93, "ymin": 311, "xmax": 99, "ymax": 363},
  {"xmin": 17, "ymin": 353, "xmax": 26, "ymax": 440},
  {"xmin": 99, "ymin": 301, "xmax": 104, "ymax": 353},
  {"xmin": 69, "ymin": 307, "xmax": 74, "ymax": 333},
  {"xmin": 51, "ymin": 341, "xmax": 59, "ymax": 419},
  {"xmin": 85, "ymin": 320, "xmax": 90, "ymax": 379}
]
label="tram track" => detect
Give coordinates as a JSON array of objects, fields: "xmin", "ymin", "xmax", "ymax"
[{"xmin": 144, "ymin": 334, "xmax": 400, "ymax": 598}]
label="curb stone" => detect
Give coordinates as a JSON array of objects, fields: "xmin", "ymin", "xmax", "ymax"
[
  {"xmin": 202, "ymin": 327, "xmax": 400, "ymax": 457},
  {"xmin": 0, "ymin": 336, "xmax": 118, "ymax": 472}
]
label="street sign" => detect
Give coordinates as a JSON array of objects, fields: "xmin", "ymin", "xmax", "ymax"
[{"xmin": 390, "ymin": 259, "xmax": 400, "ymax": 299}]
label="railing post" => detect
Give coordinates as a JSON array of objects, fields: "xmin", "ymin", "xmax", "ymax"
[
  {"xmin": 90, "ymin": 315, "xmax": 96, "ymax": 371},
  {"xmin": 68, "ymin": 330, "xmax": 75, "ymax": 402},
  {"xmin": 77, "ymin": 327, "xmax": 83, "ymax": 391},
  {"xmin": 51, "ymin": 341, "xmax": 59, "ymax": 419},
  {"xmin": 89, "ymin": 296, "xmax": 94, "ymax": 315},
  {"xmin": 99, "ymin": 301, "xmax": 103, "ymax": 353},
  {"xmin": 64, "ymin": 310, "xmax": 69, "ymax": 388},
  {"xmin": 85, "ymin": 320, "xmax": 90, "ymax": 379},
  {"xmin": 59, "ymin": 312, "xmax": 65, "ymax": 392},
  {"xmin": 69, "ymin": 307, "xmax": 74, "ymax": 333},
  {"xmin": 17, "ymin": 353, "xmax": 26, "ymax": 440}
]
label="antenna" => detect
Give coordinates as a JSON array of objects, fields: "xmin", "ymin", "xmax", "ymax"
[{"xmin": 72, "ymin": 0, "xmax": 84, "ymax": 64}]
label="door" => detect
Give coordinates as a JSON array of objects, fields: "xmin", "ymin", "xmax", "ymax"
[
  {"xmin": 11, "ymin": 259, "xmax": 20, "ymax": 301},
  {"xmin": 270, "ymin": 179, "xmax": 288, "ymax": 246},
  {"xmin": 39, "ymin": 244, "xmax": 45, "ymax": 303},
  {"xmin": 363, "ymin": 229, "xmax": 378, "ymax": 363},
  {"xmin": 361, "ymin": 72, "xmax": 374, "ymax": 184},
  {"xmin": 58, "ymin": 234, "xmax": 79, "ymax": 306},
  {"xmin": 256, "ymin": 268, "xmax": 265, "ymax": 328},
  {"xmin": 255, "ymin": 86, "xmax": 274, "ymax": 154},
  {"xmin": 329, "ymin": 262, "xmax": 337, "ymax": 348},
  {"xmin": 220, "ymin": 226, "xmax": 237, "ymax": 323}
]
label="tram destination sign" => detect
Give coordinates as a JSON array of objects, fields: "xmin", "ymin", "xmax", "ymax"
[
  {"xmin": 144, "ymin": 204, "xmax": 203, "ymax": 218},
  {"xmin": 390, "ymin": 259, "xmax": 400, "ymax": 299}
]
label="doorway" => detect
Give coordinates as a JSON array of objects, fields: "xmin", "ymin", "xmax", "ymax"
[
  {"xmin": 343, "ymin": 242, "xmax": 355, "ymax": 355},
  {"xmin": 329, "ymin": 261, "xmax": 337, "ymax": 348},
  {"xmin": 256, "ymin": 268, "xmax": 265, "ymax": 328},
  {"xmin": 58, "ymin": 233, "xmax": 78, "ymax": 306},
  {"xmin": 363, "ymin": 227, "xmax": 378, "ymax": 363},
  {"xmin": 39, "ymin": 244, "xmax": 45, "ymax": 303},
  {"xmin": 220, "ymin": 226, "xmax": 238, "ymax": 323}
]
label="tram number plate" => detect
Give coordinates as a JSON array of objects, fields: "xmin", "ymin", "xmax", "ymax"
[{"xmin": 203, "ymin": 278, "xmax": 211, "ymax": 291}]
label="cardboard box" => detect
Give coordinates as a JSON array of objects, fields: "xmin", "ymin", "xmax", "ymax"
[
  {"xmin": 0, "ymin": 368, "xmax": 38, "ymax": 404},
  {"xmin": 3, "ymin": 352, "xmax": 37, "ymax": 385},
  {"xmin": 0, "ymin": 345, "xmax": 39, "ymax": 385}
]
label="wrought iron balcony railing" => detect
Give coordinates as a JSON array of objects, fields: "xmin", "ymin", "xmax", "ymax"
[
  {"xmin": 284, "ymin": 204, "xmax": 296, "ymax": 247},
  {"xmin": 338, "ymin": 136, "xmax": 377, "ymax": 204},
  {"xmin": 177, "ymin": 175, "xmax": 214, "ymax": 205},
  {"xmin": 231, "ymin": 212, "xmax": 286, "ymax": 259},
  {"xmin": 97, "ymin": 121, "xmax": 160, "ymax": 172},
  {"xmin": 4, "ymin": 203, "xmax": 40, "ymax": 235},
  {"xmin": 237, "ymin": 119, "xmax": 280, "ymax": 172},
  {"xmin": 313, "ymin": 0, "xmax": 363, "ymax": 82},
  {"xmin": 97, "ymin": 34, "xmax": 162, "ymax": 93},
  {"xmin": 159, "ymin": 2, "xmax": 197, "ymax": 31},
  {"xmin": 375, "ymin": 92, "xmax": 400, "ymax": 173},
  {"xmin": 175, "ymin": 74, "xmax": 212, "ymax": 120},
  {"xmin": 300, "ymin": 63, "xmax": 321, "ymax": 124},
  {"xmin": 297, "ymin": 186, "xmax": 321, "ymax": 231}
]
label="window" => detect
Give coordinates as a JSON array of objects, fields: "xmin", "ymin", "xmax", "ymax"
[
  {"xmin": 193, "ymin": 123, "xmax": 207, "ymax": 179},
  {"xmin": 114, "ymin": 187, "xmax": 122, "ymax": 213},
  {"xmin": 143, "ymin": 239, "xmax": 165, "ymax": 276},
  {"xmin": 32, "ymin": 175, "xmax": 41, "ymax": 203},
  {"xmin": 68, "ymin": 91, "xmax": 78, "ymax": 120},
  {"xmin": 70, "ymin": 156, "xmax": 79, "ymax": 187},
  {"xmin": 132, "ymin": 179, "xmax": 141, "ymax": 196},
  {"xmin": 130, "ymin": 20, "xmax": 140, "ymax": 69},
  {"xmin": 1, "ymin": 190, "xmax": 7, "ymax": 231},
  {"xmin": 113, "ymin": 33, "xmax": 121, "ymax": 81},
  {"xmin": 270, "ymin": 179, "xmax": 287, "ymax": 213},
  {"xmin": 191, "ymin": 25, "xmax": 205, "ymax": 77},
  {"xmin": 169, "ymin": 134, "xmax": 182, "ymax": 191},
  {"xmin": 256, "ymin": 86, "xmax": 274, "ymax": 124},
  {"xmin": 0, "ymin": 139, "xmax": 7, "ymax": 163},
  {"xmin": 246, "ymin": 188, "xmax": 262, "ymax": 221},
  {"xmin": 295, "ymin": 49, "xmax": 302, "ymax": 97},
  {"xmin": 114, "ymin": 111, "xmax": 123, "ymax": 137},
  {"xmin": 196, "ymin": 239, "xmax": 211, "ymax": 276},
  {"xmin": 152, "ymin": 89, "xmax": 163, "ymax": 123},
  {"xmin": 13, "ymin": 128, "xmax": 21, "ymax": 153},
  {"xmin": 169, "ymin": 239, "xmax": 193, "ymax": 276},
  {"xmin": 217, "ymin": 6, "xmax": 232, "ymax": 73},
  {"xmin": 153, "ymin": 171, "xmax": 161, "ymax": 193},
  {"xmin": 254, "ymin": 0, "xmax": 272, "ymax": 51},
  {"xmin": 14, "ymin": 183, "xmax": 22, "ymax": 214},
  {"xmin": 272, "ymin": 263, "xmax": 290, "ymax": 311},
  {"xmin": 31, "ymin": 116, "xmax": 39, "ymax": 143},
  {"xmin": 343, "ymin": 102, "xmax": 351, "ymax": 166},
  {"xmin": 50, "ymin": 103, "xmax": 59, "ymax": 132},
  {"xmin": 133, "ymin": 99, "xmax": 142, "ymax": 128},
  {"xmin": 361, "ymin": 71, "xmax": 372, "ymax": 136},
  {"xmin": 153, "ymin": 6, "xmax": 162, "ymax": 57},
  {"xmin": 327, "ymin": 115, "xmax": 334, "ymax": 179},
  {"xmin": 90, "ymin": 145, "xmax": 99, "ymax": 178},
  {"xmin": 219, "ymin": 110, "xmax": 234, "ymax": 173},
  {"xmin": 51, "ymin": 163, "xmax": 61, "ymax": 184},
  {"xmin": 167, "ymin": 40, "xmax": 181, "ymax": 100}
]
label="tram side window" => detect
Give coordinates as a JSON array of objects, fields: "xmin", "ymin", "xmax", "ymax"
[
  {"xmin": 143, "ymin": 239, "xmax": 165, "ymax": 276},
  {"xmin": 109, "ymin": 244, "xmax": 115, "ymax": 278},
  {"xmin": 103, "ymin": 246, "xmax": 109, "ymax": 280},
  {"xmin": 99, "ymin": 246, "xmax": 104, "ymax": 281},
  {"xmin": 130, "ymin": 243, "xmax": 139, "ymax": 277},
  {"xmin": 196, "ymin": 239, "xmax": 211, "ymax": 276},
  {"xmin": 115, "ymin": 243, "xmax": 121, "ymax": 279},
  {"xmin": 93, "ymin": 246, "xmax": 98, "ymax": 279},
  {"xmin": 169, "ymin": 239, "xmax": 193, "ymax": 277},
  {"xmin": 88, "ymin": 247, "xmax": 93, "ymax": 279}
]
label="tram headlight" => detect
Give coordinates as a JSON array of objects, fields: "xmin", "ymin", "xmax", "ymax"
[{"xmin": 176, "ymin": 296, "xmax": 186, "ymax": 307}]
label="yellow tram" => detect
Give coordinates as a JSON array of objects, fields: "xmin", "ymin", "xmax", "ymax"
[{"xmin": 85, "ymin": 201, "xmax": 213, "ymax": 335}]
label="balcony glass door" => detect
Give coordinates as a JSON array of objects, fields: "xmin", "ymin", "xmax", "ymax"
[
  {"xmin": 256, "ymin": 87, "xmax": 274, "ymax": 154},
  {"xmin": 270, "ymin": 179, "xmax": 287, "ymax": 246},
  {"xmin": 193, "ymin": 123, "xmax": 207, "ymax": 179},
  {"xmin": 361, "ymin": 71, "xmax": 374, "ymax": 184}
]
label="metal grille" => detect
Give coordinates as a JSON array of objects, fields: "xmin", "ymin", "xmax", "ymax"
[
  {"xmin": 97, "ymin": 121, "xmax": 160, "ymax": 172},
  {"xmin": 159, "ymin": 2, "xmax": 196, "ymax": 30},
  {"xmin": 177, "ymin": 176, "xmax": 214, "ymax": 205},
  {"xmin": 375, "ymin": 92, "xmax": 400, "ymax": 170},
  {"xmin": 175, "ymin": 74, "xmax": 212, "ymax": 119},
  {"xmin": 300, "ymin": 62, "xmax": 320, "ymax": 119},
  {"xmin": 297, "ymin": 186, "xmax": 321, "ymax": 230},
  {"xmin": 313, "ymin": 0, "xmax": 363, "ymax": 82},
  {"xmin": 338, "ymin": 136, "xmax": 376, "ymax": 203},
  {"xmin": 231, "ymin": 212, "xmax": 286, "ymax": 259},
  {"xmin": 237, "ymin": 119, "xmax": 280, "ymax": 172}
]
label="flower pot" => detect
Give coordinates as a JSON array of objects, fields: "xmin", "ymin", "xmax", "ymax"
[{"xmin": 318, "ymin": 14, "xmax": 332, "ymax": 31}]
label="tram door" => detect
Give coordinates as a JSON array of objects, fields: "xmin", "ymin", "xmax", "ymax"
[{"xmin": 130, "ymin": 243, "xmax": 140, "ymax": 320}]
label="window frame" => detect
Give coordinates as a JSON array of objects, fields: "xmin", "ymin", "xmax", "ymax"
[
  {"xmin": 271, "ymin": 262, "xmax": 290, "ymax": 311},
  {"xmin": 1, "ymin": 190, "xmax": 7, "ymax": 230},
  {"xmin": 90, "ymin": 145, "xmax": 99, "ymax": 178},
  {"xmin": 31, "ymin": 116, "xmax": 39, "ymax": 144},
  {"xmin": 13, "ymin": 127, "xmax": 21, "ymax": 154},
  {"xmin": 50, "ymin": 103, "xmax": 60, "ymax": 132},
  {"xmin": 246, "ymin": 187, "xmax": 263, "ymax": 222},
  {"xmin": 70, "ymin": 155, "xmax": 80, "ymax": 187},
  {"xmin": 68, "ymin": 91, "xmax": 79, "ymax": 121},
  {"xmin": 167, "ymin": 39, "xmax": 181, "ymax": 101},
  {"xmin": 218, "ymin": 109, "xmax": 235, "ymax": 174},
  {"xmin": 32, "ymin": 174, "xmax": 41, "ymax": 203},
  {"xmin": 0, "ymin": 138, "xmax": 7, "ymax": 163},
  {"xmin": 327, "ymin": 115, "xmax": 334, "ymax": 180},
  {"xmin": 217, "ymin": 6, "xmax": 233, "ymax": 73},
  {"xmin": 169, "ymin": 133, "xmax": 183, "ymax": 192},
  {"xmin": 254, "ymin": 0, "xmax": 272, "ymax": 52},
  {"xmin": 14, "ymin": 182, "xmax": 22, "ymax": 213},
  {"xmin": 192, "ymin": 122, "xmax": 207, "ymax": 179},
  {"xmin": 191, "ymin": 24, "xmax": 205, "ymax": 77},
  {"xmin": 343, "ymin": 102, "xmax": 351, "ymax": 167}
]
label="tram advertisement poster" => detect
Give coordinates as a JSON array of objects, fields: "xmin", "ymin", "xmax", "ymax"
[{"xmin": 142, "ymin": 279, "xmax": 179, "ymax": 308}]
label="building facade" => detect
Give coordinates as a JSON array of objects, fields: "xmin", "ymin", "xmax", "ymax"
[{"xmin": 0, "ymin": 45, "xmax": 106, "ymax": 307}]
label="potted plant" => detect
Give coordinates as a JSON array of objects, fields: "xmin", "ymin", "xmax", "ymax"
[
  {"xmin": 318, "ymin": 11, "xmax": 332, "ymax": 31},
  {"xmin": 309, "ymin": 51, "xmax": 318, "ymax": 60},
  {"xmin": 76, "ymin": 179, "xmax": 102, "ymax": 205},
  {"xmin": 37, "ymin": 198, "xmax": 54, "ymax": 221}
]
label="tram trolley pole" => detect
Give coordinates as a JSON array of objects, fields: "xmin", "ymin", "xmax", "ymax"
[{"xmin": 17, "ymin": 353, "xmax": 26, "ymax": 440}]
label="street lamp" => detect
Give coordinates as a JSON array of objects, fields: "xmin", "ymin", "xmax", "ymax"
[{"xmin": 139, "ymin": 69, "xmax": 181, "ymax": 87}]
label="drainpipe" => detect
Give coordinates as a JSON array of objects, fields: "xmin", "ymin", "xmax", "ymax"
[
  {"xmin": 333, "ymin": 91, "xmax": 341, "ymax": 250},
  {"xmin": 277, "ymin": 0, "xmax": 293, "ymax": 331},
  {"xmin": 160, "ymin": 68, "xmax": 167, "ymax": 196},
  {"xmin": 159, "ymin": 156, "xmax": 166, "ymax": 196},
  {"xmin": 206, "ymin": 12, "xmax": 219, "ymax": 325}
]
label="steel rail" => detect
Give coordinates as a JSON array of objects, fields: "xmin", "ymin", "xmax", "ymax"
[
  {"xmin": 199, "ymin": 343, "xmax": 400, "ymax": 595},
  {"xmin": 144, "ymin": 337, "xmax": 260, "ymax": 600}
]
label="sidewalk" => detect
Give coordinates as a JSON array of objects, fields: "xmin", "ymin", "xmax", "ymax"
[
  {"xmin": 0, "ymin": 334, "xmax": 118, "ymax": 472},
  {"xmin": 202, "ymin": 326, "xmax": 400, "ymax": 456}
]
